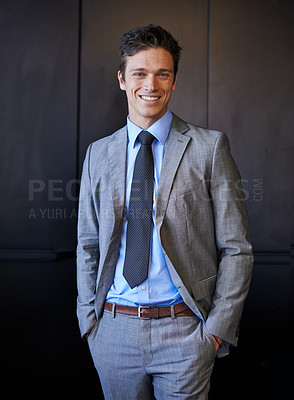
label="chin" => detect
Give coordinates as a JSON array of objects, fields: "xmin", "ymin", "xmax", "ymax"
[{"xmin": 141, "ymin": 106, "xmax": 165, "ymax": 118}]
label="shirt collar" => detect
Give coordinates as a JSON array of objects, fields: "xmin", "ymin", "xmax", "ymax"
[{"xmin": 127, "ymin": 108, "xmax": 173, "ymax": 148}]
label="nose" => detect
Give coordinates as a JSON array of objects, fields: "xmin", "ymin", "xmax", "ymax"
[{"xmin": 144, "ymin": 74, "xmax": 158, "ymax": 92}]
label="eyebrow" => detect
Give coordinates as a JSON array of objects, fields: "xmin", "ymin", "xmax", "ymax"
[{"xmin": 129, "ymin": 68, "xmax": 173, "ymax": 73}]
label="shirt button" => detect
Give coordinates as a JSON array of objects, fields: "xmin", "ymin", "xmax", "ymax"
[{"xmin": 141, "ymin": 285, "xmax": 146, "ymax": 291}]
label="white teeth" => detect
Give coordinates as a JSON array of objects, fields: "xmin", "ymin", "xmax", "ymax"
[{"xmin": 141, "ymin": 95, "xmax": 160, "ymax": 101}]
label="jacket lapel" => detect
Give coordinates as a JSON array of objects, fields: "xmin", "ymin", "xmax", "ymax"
[
  {"xmin": 108, "ymin": 116, "xmax": 190, "ymax": 226},
  {"xmin": 95, "ymin": 127, "xmax": 127, "ymax": 298},
  {"xmin": 107, "ymin": 116, "xmax": 191, "ymax": 236},
  {"xmin": 107, "ymin": 126, "xmax": 127, "ymax": 221},
  {"xmin": 155, "ymin": 114, "xmax": 191, "ymax": 226}
]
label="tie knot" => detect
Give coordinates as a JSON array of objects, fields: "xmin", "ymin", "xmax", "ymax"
[{"xmin": 137, "ymin": 131, "xmax": 154, "ymax": 146}]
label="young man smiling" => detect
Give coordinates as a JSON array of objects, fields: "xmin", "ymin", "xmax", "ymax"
[
  {"xmin": 77, "ymin": 24, "xmax": 253, "ymax": 399},
  {"xmin": 117, "ymin": 47, "xmax": 177, "ymax": 129}
]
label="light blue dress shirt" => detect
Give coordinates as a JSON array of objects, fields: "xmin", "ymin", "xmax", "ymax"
[{"xmin": 106, "ymin": 108, "xmax": 183, "ymax": 307}]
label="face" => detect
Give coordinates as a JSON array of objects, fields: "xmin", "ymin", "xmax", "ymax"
[{"xmin": 118, "ymin": 47, "xmax": 177, "ymax": 129}]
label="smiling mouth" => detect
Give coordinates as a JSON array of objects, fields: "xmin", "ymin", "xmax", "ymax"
[{"xmin": 139, "ymin": 95, "xmax": 161, "ymax": 101}]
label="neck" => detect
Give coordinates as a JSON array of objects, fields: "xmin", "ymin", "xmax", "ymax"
[{"xmin": 128, "ymin": 109, "xmax": 168, "ymax": 130}]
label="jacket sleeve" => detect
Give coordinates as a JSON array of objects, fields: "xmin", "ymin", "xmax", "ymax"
[
  {"xmin": 205, "ymin": 132, "xmax": 254, "ymax": 353},
  {"xmin": 76, "ymin": 144, "xmax": 99, "ymax": 338}
]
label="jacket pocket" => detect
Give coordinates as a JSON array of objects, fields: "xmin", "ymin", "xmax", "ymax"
[
  {"xmin": 191, "ymin": 274, "xmax": 217, "ymax": 301},
  {"xmin": 88, "ymin": 318, "xmax": 101, "ymax": 341}
]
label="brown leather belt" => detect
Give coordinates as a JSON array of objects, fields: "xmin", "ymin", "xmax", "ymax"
[{"xmin": 104, "ymin": 301, "xmax": 195, "ymax": 319}]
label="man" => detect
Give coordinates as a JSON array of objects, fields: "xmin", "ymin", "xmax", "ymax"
[{"xmin": 77, "ymin": 24, "xmax": 253, "ymax": 399}]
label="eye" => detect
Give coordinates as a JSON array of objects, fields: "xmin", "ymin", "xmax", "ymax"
[
  {"xmin": 158, "ymin": 72, "xmax": 172, "ymax": 79},
  {"xmin": 134, "ymin": 72, "xmax": 145, "ymax": 77}
]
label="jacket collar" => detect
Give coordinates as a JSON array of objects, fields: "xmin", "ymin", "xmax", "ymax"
[{"xmin": 155, "ymin": 114, "xmax": 191, "ymax": 226}]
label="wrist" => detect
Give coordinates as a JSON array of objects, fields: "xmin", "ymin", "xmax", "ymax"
[
  {"xmin": 212, "ymin": 335, "xmax": 222, "ymax": 346},
  {"xmin": 211, "ymin": 334, "xmax": 223, "ymax": 352},
  {"xmin": 83, "ymin": 332, "xmax": 90, "ymax": 342}
]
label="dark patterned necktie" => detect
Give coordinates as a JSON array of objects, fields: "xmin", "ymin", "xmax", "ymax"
[{"xmin": 123, "ymin": 131, "xmax": 155, "ymax": 289}]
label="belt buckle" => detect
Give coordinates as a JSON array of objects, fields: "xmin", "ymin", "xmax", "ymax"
[{"xmin": 138, "ymin": 305, "xmax": 150, "ymax": 319}]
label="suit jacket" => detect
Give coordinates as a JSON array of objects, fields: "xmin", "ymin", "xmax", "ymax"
[{"xmin": 77, "ymin": 114, "xmax": 254, "ymax": 351}]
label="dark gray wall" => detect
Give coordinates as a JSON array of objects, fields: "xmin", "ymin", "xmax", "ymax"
[
  {"xmin": 209, "ymin": 0, "xmax": 294, "ymax": 252},
  {"xmin": 0, "ymin": 1, "xmax": 293, "ymax": 399},
  {"xmin": 0, "ymin": 0, "xmax": 79, "ymax": 251}
]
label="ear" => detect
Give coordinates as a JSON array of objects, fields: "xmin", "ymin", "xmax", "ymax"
[
  {"xmin": 172, "ymin": 74, "xmax": 177, "ymax": 91},
  {"xmin": 118, "ymin": 71, "xmax": 126, "ymax": 91}
]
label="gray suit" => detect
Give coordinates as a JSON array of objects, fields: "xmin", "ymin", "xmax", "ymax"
[{"xmin": 77, "ymin": 114, "xmax": 253, "ymax": 354}]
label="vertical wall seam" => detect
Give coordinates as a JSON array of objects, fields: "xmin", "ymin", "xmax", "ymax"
[
  {"xmin": 76, "ymin": 0, "xmax": 82, "ymax": 196},
  {"xmin": 206, "ymin": 0, "xmax": 210, "ymax": 129},
  {"xmin": 74, "ymin": 0, "xmax": 83, "ymax": 243}
]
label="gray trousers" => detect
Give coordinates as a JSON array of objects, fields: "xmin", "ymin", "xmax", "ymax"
[{"xmin": 88, "ymin": 309, "xmax": 216, "ymax": 399}]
